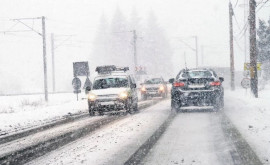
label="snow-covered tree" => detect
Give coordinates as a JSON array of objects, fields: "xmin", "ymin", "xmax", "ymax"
[
  {"xmin": 91, "ymin": 13, "xmax": 111, "ymax": 66},
  {"xmin": 141, "ymin": 11, "xmax": 173, "ymax": 79},
  {"xmin": 257, "ymin": 19, "xmax": 270, "ymax": 62},
  {"xmin": 110, "ymin": 7, "xmax": 133, "ymax": 68}
]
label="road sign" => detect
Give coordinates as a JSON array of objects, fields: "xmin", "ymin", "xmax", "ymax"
[
  {"xmin": 244, "ymin": 62, "xmax": 261, "ymax": 71},
  {"xmin": 241, "ymin": 78, "xmax": 250, "ymax": 89},
  {"xmin": 72, "ymin": 77, "xmax": 81, "ymax": 90},
  {"xmin": 83, "ymin": 77, "xmax": 92, "ymax": 89},
  {"xmin": 73, "ymin": 62, "xmax": 90, "ymax": 77}
]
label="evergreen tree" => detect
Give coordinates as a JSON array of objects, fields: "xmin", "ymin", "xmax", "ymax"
[
  {"xmin": 141, "ymin": 11, "xmax": 173, "ymax": 78},
  {"xmin": 110, "ymin": 7, "xmax": 133, "ymax": 68},
  {"xmin": 91, "ymin": 13, "xmax": 111, "ymax": 66},
  {"xmin": 257, "ymin": 19, "xmax": 270, "ymax": 62}
]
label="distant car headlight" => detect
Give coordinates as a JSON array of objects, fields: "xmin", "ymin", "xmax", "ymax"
[
  {"xmin": 159, "ymin": 85, "xmax": 165, "ymax": 91},
  {"xmin": 119, "ymin": 91, "xmax": 128, "ymax": 100},
  {"xmin": 88, "ymin": 93, "xmax": 97, "ymax": 101},
  {"xmin": 141, "ymin": 86, "xmax": 146, "ymax": 92}
]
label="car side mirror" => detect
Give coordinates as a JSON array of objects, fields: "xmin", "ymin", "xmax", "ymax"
[
  {"xmin": 219, "ymin": 77, "xmax": 224, "ymax": 82},
  {"xmin": 132, "ymin": 83, "xmax": 137, "ymax": 89},
  {"xmin": 169, "ymin": 78, "xmax": 175, "ymax": 84}
]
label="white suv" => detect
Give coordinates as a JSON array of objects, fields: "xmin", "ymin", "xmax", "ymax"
[{"xmin": 87, "ymin": 66, "xmax": 138, "ymax": 116}]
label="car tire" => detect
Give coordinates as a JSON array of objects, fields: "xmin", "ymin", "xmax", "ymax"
[
  {"xmin": 142, "ymin": 94, "xmax": 147, "ymax": 101},
  {"xmin": 213, "ymin": 96, "xmax": 222, "ymax": 112},
  {"xmin": 171, "ymin": 97, "xmax": 180, "ymax": 111},
  {"xmin": 88, "ymin": 102, "xmax": 95, "ymax": 116},
  {"xmin": 162, "ymin": 93, "xmax": 166, "ymax": 98},
  {"xmin": 98, "ymin": 110, "xmax": 104, "ymax": 116},
  {"xmin": 133, "ymin": 102, "xmax": 138, "ymax": 112}
]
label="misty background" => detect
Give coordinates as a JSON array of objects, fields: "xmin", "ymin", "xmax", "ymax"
[{"xmin": 0, "ymin": 0, "xmax": 269, "ymax": 94}]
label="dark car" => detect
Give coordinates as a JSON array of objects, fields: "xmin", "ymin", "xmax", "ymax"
[
  {"xmin": 140, "ymin": 77, "xmax": 168, "ymax": 100},
  {"xmin": 169, "ymin": 68, "xmax": 224, "ymax": 111}
]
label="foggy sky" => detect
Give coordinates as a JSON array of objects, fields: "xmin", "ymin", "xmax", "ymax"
[{"xmin": 0, "ymin": 0, "xmax": 269, "ymax": 93}]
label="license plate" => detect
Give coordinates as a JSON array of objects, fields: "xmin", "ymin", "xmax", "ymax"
[
  {"xmin": 188, "ymin": 84, "xmax": 205, "ymax": 88},
  {"xmin": 149, "ymin": 92, "xmax": 157, "ymax": 94},
  {"xmin": 100, "ymin": 101, "xmax": 114, "ymax": 105}
]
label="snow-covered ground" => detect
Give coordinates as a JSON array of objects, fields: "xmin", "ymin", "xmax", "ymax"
[
  {"xmin": 224, "ymin": 86, "xmax": 270, "ymax": 164},
  {"xmin": 0, "ymin": 93, "xmax": 89, "ymax": 135},
  {"xmin": 27, "ymin": 100, "xmax": 171, "ymax": 165}
]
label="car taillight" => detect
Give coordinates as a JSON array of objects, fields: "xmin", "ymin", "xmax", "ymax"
[
  {"xmin": 210, "ymin": 81, "xmax": 221, "ymax": 86},
  {"xmin": 173, "ymin": 82, "xmax": 185, "ymax": 87}
]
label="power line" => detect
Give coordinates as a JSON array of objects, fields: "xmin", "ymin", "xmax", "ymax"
[{"xmin": 256, "ymin": 0, "xmax": 270, "ymax": 13}]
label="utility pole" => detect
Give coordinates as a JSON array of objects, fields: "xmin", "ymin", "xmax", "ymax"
[
  {"xmin": 201, "ymin": 45, "xmax": 204, "ymax": 66},
  {"xmin": 42, "ymin": 16, "xmax": 48, "ymax": 101},
  {"xmin": 51, "ymin": 33, "xmax": 55, "ymax": 93},
  {"xmin": 195, "ymin": 36, "xmax": 198, "ymax": 68},
  {"xmin": 1, "ymin": 16, "xmax": 48, "ymax": 101},
  {"xmin": 133, "ymin": 30, "xmax": 137, "ymax": 70},
  {"xmin": 229, "ymin": 2, "xmax": 235, "ymax": 91},
  {"xmin": 249, "ymin": 0, "xmax": 258, "ymax": 98}
]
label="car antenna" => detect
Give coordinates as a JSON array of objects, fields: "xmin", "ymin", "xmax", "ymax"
[{"xmin": 184, "ymin": 51, "xmax": 188, "ymax": 70}]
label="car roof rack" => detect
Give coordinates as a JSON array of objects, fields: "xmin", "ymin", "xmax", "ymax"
[{"xmin": 95, "ymin": 65, "xmax": 129, "ymax": 74}]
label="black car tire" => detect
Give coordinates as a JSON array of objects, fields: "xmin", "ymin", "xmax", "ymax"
[
  {"xmin": 125, "ymin": 99, "xmax": 132, "ymax": 114},
  {"xmin": 88, "ymin": 102, "xmax": 95, "ymax": 116},
  {"xmin": 171, "ymin": 97, "xmax": 180, "ymax": 111},
  {"xmin": 98, "ymin": 110, "xmax": 104, "ymax": 116},
  {"xmin": 89, "ymin": 108, "xmax": 95, "ymax": 116},
  {"xmin": 213, "ymin": 96, "xmax": 222, "ymax": 112},
  {"xmin": 133, "ymin": 102, "xmax": 138, "ymax": 112},
  {"xmin": 142, "ymin": 94, "xmax": 147, "ymax": 101},
  {"xmin": 162, "ymin": 93, "xmax": 166, "ymax": 98}
]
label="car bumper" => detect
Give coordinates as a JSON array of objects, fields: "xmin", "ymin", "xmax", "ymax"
[
  {"xmin": 141, "ymin": 90, "xmax": 165, "ymax": 96},
  {"xmin": 88, "ymin": 98, "xmax": 127, "ymax": 111},
  {"xmin": 173, "ymin": 89, "xmax": 222, "ymax": 106}
]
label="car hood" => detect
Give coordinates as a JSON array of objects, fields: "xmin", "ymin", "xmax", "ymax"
[{"xmin": 91, "ymin": 88, "xmax": 128, "ymax": 96}]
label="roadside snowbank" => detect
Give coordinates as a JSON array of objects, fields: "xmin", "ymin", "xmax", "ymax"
[
  {"xmin": 0, "ymin": 93, "xmax": 88, "ymax": 135},
  {"xmin": 225, "ymin": 87, "xmax": 270, "ymax": 164}
]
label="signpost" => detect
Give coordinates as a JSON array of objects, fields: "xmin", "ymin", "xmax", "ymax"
[
  {"xmin": 72, "ymin": 61, "xmax": 91, "ymax": 100},
  {"xmin": 72, "ymin": 77, "xmax": 81, "ymax": 101}
]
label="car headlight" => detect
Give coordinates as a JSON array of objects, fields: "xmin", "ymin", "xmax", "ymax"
[
  {"xmin": 141, "ymin": 86, "xmax": 146, "ymax": 92},
  {"xmin": 119, "ymin": 91, "xmax": 128, "ymax": 100},
  {"xmin": 159, "ymin": 85, "xmax": 165, "ymax": 91},
  {"xmin": 88, "ymin": 93, "xmax": 97, "ymax": 101}
]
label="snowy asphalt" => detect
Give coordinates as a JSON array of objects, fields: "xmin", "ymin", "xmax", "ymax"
[{"xmin": 23, "ymin": 99, "xmax": 261, "ymax": 165}]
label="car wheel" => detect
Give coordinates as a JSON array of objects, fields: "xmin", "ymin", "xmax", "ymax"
[
  {"xmin": 133, "ymin": 102, "xmax": 138, "ymax": 112},
  {"xmin": 142, "ymin": 94, "xmax": 147, "ymax": 101},
  {"xmin": 162, "ymin": 93, "xmax": 166, "ymax": 98},
  {"xmin": 213, "ymin": 97, "xmax": 222, "ymax": 112},
  {"xmin": 88, "ymin": 102, "xmax": 95, "ymax": 116},
  {"xmin": 98, "ymin": 110, "xmax": 104, "ymax": 116},
  {"xmin": 171, "ymin": 97, "xmax": 180, "ymax": 112},
  {"xmin": 125, "ymin": 99, "xmax": 132, "ymax": 114}
]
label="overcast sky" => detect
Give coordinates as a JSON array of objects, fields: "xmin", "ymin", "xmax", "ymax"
[{"xmin": 0, "ymin": 0, "xmax": 269, "ymax": 92}]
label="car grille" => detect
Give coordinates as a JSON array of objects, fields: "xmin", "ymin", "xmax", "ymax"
[{"xmin": 146, "ymin": 87, "xmax": 159, "ymax": 91}]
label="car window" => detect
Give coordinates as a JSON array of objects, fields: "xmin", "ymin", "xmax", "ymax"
[
  {"xmin": 180, "ymin": 71, "xmax": 213, "ymax": 78},
  {"xmin": 144, "ymin": 78, "xmax": 162, "ymax": 84},
  {"xmin": 93, "ymin": 77, "xmax": 128, "ymax": 89}
]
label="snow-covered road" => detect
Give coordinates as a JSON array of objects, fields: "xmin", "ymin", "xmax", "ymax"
[
  {"xmin": 26, "ymin": 99, "xmax": 248, "ymax": 165},
  {"xmin": 143, "ymin": 112, "xmax": 235, "ymax": 165},
  {"xmin": 27, "ymin": 100, "xmax": 171, "ymax": 165}
]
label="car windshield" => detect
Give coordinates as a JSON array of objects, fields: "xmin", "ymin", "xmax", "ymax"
[
  {"xmin": 145, "ymin": 78, "xmax": 162, "ymax": 84},
  {"xmin": 181, "ymin": 71, "xmax": 213, "ymax": 78},
  {"xmin": 93, "ymin": 77, "xmax": 128, "ymax": 89}
]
